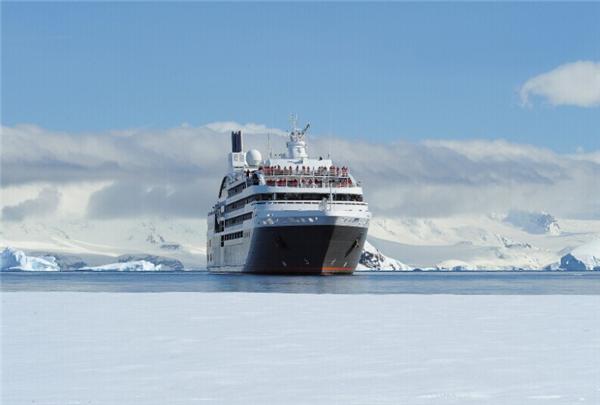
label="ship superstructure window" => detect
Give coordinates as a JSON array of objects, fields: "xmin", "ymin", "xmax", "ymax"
[
  {"xmin": 221, "ymin": 231, "xmax": 244, "ymax": 243},
  {"xmin": 225, "ymin": 212, "xmax": 253, "ymax": 227},
  {"xmin": 269, "ymin": 193, "xmax": 363, "ymax": 202},
  {"xmin": 224, "ymin": 193, "xmax": 363, "ymax": 213},
  {"xmin": 225, "ymin": 197, "xmax": 251, "ymax": 213},
  {"xmin": 227, "ymin": 182, "xmax": 247, "ymax": 197},
  {"xmin": 333, "ymin": 194, "xmax": 363, "ymax": 202}
]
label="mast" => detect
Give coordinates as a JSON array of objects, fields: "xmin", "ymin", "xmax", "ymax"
[{"xmin": 286, "ymin": 114, "xmax": 309, "ymax": 159}]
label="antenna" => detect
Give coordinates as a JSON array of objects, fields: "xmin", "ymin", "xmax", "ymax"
[
  {"xmin": 285, "ymin": 114, "xmax": 309, "ymax": 159},
  {"xmin": 327, "ymin": 111, "xmax": 332, "ymax": 159},
  {"xmin": 267, "ymin": 132, "xmax": 272, "ymax": 158},
  {"xmin": 301, "ymin": 123, "xmax": 310, "ymax": 135},
  {"xmin": 289, "ymin": 113, "xmax": 298, "ymax": 131}
]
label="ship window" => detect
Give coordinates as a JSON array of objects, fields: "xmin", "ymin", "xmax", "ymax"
[
  {"xmin": 227, "ymin": 182, "xmax": 247, "ymax": 197},
  {"xmin": 258, "ymin": 193, "xmax": 363, "ymax": 202},
  {"xmin": 258, "ymin": 194, "xmax": 273, "ymax": 201},
  {"xmin": 285, "ymin": 193, "xmax": 301, "ymax": 200},
  {"xmin": 224, "ymin": 192, "xmax": 362, "ymax": 213},
  {"xmin": 225, "ymin": 212, "xmax": 253, "ymax": 227},
  {"xmin": 221, "ymin": 231, "xmax": 244, "ymax": 242}
]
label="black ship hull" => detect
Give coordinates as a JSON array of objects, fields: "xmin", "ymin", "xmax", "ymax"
[{"xmin": 244, "ymin": 225, "xmax": 367, "ymax": 275}]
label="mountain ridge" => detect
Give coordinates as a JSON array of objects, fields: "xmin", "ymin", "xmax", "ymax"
[{"xmin": 2, "ymin": 212, "xmax": 600, "ymax": 271}]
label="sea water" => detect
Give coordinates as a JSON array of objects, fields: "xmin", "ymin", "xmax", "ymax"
[{"xmin": 2, "ymin": 271, "xmax": 600, "ymax": 294}]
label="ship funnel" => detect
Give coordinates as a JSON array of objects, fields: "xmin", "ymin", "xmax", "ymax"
[
  {"xmin": 228, "ymin": 131, "xmax": 246, "ymax": 171},
  {"xmin": 231, "ymin": 131, "xmax": 243, "ymax": 153}
]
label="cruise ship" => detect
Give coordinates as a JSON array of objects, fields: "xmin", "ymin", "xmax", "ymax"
[{"xmin": 206, "ymin": 118, "xmax": 371, "ymax": 275}]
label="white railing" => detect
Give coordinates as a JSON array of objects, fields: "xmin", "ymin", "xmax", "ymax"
[
  {"xmin": 253, "ymin": 200, "xmax": 366, "ymax": 205},
  {"xmin": 260, "ymin": 174, "xmax": 359, "ymax": 188}
]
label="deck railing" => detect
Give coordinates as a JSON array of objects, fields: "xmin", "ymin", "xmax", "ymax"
[
  {"xmin": 261, "ymin": 174, "xmax": 355, "ymax": 188},
  {"xmin": 238, "ymin": 173, "xmax": 358, "ymax": 188}
]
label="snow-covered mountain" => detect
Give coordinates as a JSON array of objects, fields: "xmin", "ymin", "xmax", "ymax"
[
  {"xmin": 2, "ymin": 212, "xmax": 600, "ymax": 271},
  {"xmin": 0, "ymin": 218, "xmax": 207, "ymax": 268},
  {"xmin": 504, "ymin": 210, "xmax": 561, "ymax": 235},
  {"xmin": 558, "ymin": 238, "xmax": 600, "ymax": 271},
  {"xmin": 357, "ymin": 240, "xmax": 411, "ymax": 271},
  {"xmin": 369, "ymin": 213, "xmax": 600, "ymax": 270}
]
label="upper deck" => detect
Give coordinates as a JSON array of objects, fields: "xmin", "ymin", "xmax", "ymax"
[
  {"xmin": 214, "ymin": 117, "xmax": 367, "ymax": 208},
  {"xmin": 224, "ymin": 163, "xmax": 359, "ymax": 196},
  {"xmin": 259, "ymin": 164, "xmax": 356, "ymax": 187}
]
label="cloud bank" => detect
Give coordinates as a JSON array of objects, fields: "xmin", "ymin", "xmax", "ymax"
[
  {"xmin": 2, "ymin": 187, "xmax": 61, "ymax": 221},
  {"xmin": 520, "ymin": 61, "xmax": 600, "ymax": 108},
  {"xmin": 1, "ymin": 123, "xmax": 599, "ymax": 221}
]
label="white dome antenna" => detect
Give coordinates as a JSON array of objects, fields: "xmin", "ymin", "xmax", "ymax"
[{"xmin": 246, "ymin": 149, "xmax": 263, "ymax": 167}]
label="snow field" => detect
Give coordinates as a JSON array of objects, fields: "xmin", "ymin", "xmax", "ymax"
[{"xmin": 2, "ymin": 293, "xmax": 600, "ymax": 404}]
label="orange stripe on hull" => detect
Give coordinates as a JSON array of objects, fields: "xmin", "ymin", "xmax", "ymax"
[
  {"xmin": 322, "ymin": 266, "xmax": 353, "ymax": 272},
  {"xmin": 244, "ymin": 266, "xmax": 354, "ymax": 275}
]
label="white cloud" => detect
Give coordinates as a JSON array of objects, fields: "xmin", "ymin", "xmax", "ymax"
[
  {"xmin": 519, "ymin": 61, "xmax": 600, "ymax": 107},
  {"xmin": 205, "ymin": 121, "xmax": 287, "ymax": 137},
  {"xmin": 1, "ymin": 123, "xmax": 599, "ymax": 221}
]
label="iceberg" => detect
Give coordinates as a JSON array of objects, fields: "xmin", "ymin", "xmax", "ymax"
[
  {"xmin": 559, "ymin": 238, "xmax": 600, "ymax": 271},
  {"xmin": 1, "ymin": 247, "xmax": 60, "ymax": 271},
  {"xmin": 116, "ymin": 254, "xmax": 184, "ymax": 271},
  {"xmin": 435, "ymin": 259, "xmax": 475, "ymax": 271},
  {"xmin": 81, "ymin": 260, "xmax": 163, "ymax": 271}
]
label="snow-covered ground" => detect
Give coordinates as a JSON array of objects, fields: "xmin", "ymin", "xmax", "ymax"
[{"xmin": 2, "ymin": 292, "xmax": 599, "ymax": 404}]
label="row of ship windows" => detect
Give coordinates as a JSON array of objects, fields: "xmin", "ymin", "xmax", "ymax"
[
  {"xmin": 220, "ymin": 231, "xmax": 244, "ymax": 246},
  {"xmin": 227, "ymin": 182, "xmax": 247, "ymax": 197},
  {"xmin": 225, "ymin": 193, "xmax": 363, "ymax": 213},
  {"xmin": 226, "ymin": 172, "xmax": 262, "ymax": 198},
  {"xmin": 224, "ymin": 212, "xmax": 253, "ymax": 227},
  {"xmin": 212, "ymin": 212, "xmax": 253, "ymax": 235}
]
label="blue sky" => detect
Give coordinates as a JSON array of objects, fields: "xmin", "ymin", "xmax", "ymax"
[{"xmin": 2, "ymin": 2, "xmax": 599, "ymax": 151}]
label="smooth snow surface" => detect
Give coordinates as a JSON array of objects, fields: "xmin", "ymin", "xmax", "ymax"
[{"xmin": 2, "ymin": 293, "xmax": 600, "ymax": 404}]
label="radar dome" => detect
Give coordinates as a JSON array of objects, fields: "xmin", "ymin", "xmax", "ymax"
[{"xmin": 246, "ymin": 149, "xmax": 262, "ymax": 167}]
